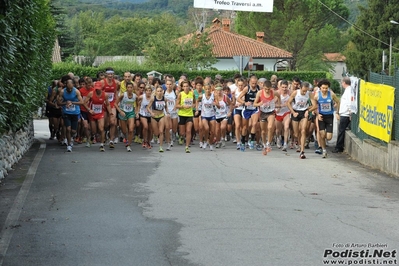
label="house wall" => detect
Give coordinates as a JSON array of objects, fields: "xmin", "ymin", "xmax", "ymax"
[
  {"xmin": 331, "ymin": 61, "xmax": 347, "ymax": 80},
  {"xmin": 213, "ymin": 58, "xmax": 282, "ymax": 71}
]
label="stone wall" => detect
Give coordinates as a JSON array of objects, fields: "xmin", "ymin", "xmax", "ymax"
[{"xmin": 0, "ymin": 121, "xmax": 34, "ymax": 181}]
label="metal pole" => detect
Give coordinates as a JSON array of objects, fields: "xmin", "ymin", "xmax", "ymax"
[
  {"xmin": 239, "ymin": 55, "xmax": 242, "ymax": 76},
  {"xmin": 382, "ymin": 50, "xmax": 385, "ymax": 72},
  {"xmin": 389, "ymin": 37, "xmax": 392, "ymax": 75}
]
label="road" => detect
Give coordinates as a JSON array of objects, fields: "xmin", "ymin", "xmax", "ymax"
[{"xmin": 0, "ymin": 119, "xmax": 398, "ymax": 266}]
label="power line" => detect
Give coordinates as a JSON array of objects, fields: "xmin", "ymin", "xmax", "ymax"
[{"xmin": 317, "ymin": 0, "xmax": 399, "ymax": 51}]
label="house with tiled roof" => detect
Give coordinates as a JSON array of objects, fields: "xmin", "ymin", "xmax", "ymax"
[
  {"xmin": 183, "ymin": 18, "xmax": 293, "ymax": 71},
  {"xmin": 323, "ymin": 53, "xmax": 347, "ymax": 80}
]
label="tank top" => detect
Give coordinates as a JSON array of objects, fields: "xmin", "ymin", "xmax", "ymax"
[
  {"xmin": 245, "ymin": 85, "xmax": 259, "ymax": 110},
  {"xmin": 276, "ymin": 94, "xmax": 290, "ymax": 116},
  {"xmin": 234, "ymin": 88, "xmax": 244, "ymax": 110},
  {"xmin": 259, "ymin": 90, "xmax": 275, "ymax": 113},
  {"xmin": 79, "ymin": 87, "xmax": 93, "ymax": 112},
  {"xmin": 194, "ymin": 89, "xmax": 203, "ymax": 111},
  {"xmin": 139, "ymin": 95, "xmax": 151, "ymax": 117},
  {"xmin": 62, "ymin": 88, "xmax": 80, "ymax": 115},
  {"xmin": 201, "ymin": 93, "xmax": 215, "ymax": 118},
  {"xmin": 152, "ymin": 96, "xmax": 166, "ymax": 111},
  {"xmin": 164, "ymin": 90, "xmax": 177, "ymax": 113},
  {"xmin": 103, "ymin": 78, "xmax": 117, "ymax": 104},
  {"xmin": 91, "ymin": 90, "xmax": 106, "ymax": 115},
  {"xmin": 178, "ymin": 91, "xmax": 194, "ymax": 117},
  {"xmin": 318, "ymin": 90, "xmax": 334, "ymax": 115},
  {"xmin": 121, "ymin": 92, "xmax": 137, "ymax": 113},
  {"xmin": 292, "ymin": 90, "xmax": 309, "ymax": 111},
  {"xmin": 215, "ymin": 95, "xmax": 228, "ymax": 119}
]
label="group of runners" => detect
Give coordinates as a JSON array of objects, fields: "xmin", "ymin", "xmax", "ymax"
[{"xmin": 45, "ymin": 69, "xmax": 347, "ymax": 158}]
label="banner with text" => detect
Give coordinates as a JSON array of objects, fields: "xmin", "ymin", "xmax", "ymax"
[
  {"xmin": 193, "ymin": 0, "xmax": 273, "ymax": 13},
  {"xmin": 359, "ymin": 80, "xmax": 395, "ymax": 143}
]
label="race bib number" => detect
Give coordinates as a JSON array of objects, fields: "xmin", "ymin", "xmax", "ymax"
[
  {"xmin": 155, "ymin": 101, "xmax": 165, "ymax": 111},
  {"xmin": 92, "ymin": 104, "xmax": 103, "ymax": 114},
  {"xmin": 184, "ymin": 98, "xmax": 193, "ymax": 107},
  {"xmin": 321, "ymin": 103, "xmax": 332, "ymax": 112},
  {"xmin": 167, "ymin": 99, "xmax": 175, "ymax": 108},
  {"xmin": 106, "ymin": 92, "xmax": 114, "ymax": 102},
  {"xmin": 246, "ymin": 102, "xmax": 256, "ymax": 110},
  {"xmin": 124, "ymin": 103, "xmax": 133, "ymax": 112},
  {"xmin": 204, "ymin": 103, "xmax": 213, "ymax": 110},
  {"xmin": 298, "ymin": 101, "xmax": 307, "ymax": 108},
  {"xmin": 261, "ymin": 101, "xmax": 275, "ymax": 112},
  {"xmin": 66, "ymin": 104, "xmax": 76, "ymax": 112}
]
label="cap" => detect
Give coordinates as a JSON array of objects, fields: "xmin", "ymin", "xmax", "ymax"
[
  {"xmin": 94, "ymin": 82, "xmax": 103, "ymax": 89},
  {"xmin": 259, "ymin": 78, "xmax": 267, "ymax": 83}
]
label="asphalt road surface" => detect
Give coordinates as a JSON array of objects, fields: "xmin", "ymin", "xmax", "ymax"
[{"xmin": 0, "ymin": 119, "xmax": 398, "ymax": 266}]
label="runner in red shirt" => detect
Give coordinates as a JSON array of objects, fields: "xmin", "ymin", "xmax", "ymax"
[
  {"xmin": 100, "ymin": 67, "xmax": 120, "ymax": 149},
  {"xmin": 84, "ymin": 82, "xmax": 113, "ymax": 152}
]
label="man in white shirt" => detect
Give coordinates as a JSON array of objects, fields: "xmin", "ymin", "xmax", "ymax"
[{"xmin": 332, "ymin": 77, "xmax": 352, "ymax": 153}]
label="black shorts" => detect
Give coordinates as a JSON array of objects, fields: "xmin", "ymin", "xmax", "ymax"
[
  {"xmin": 260, "ymin": 111, "xmax": 275, "ymax": 122},
  {"xmin": 139, "ymin": 114, "xmax": 151, "ymax": 124},
  {"xmin": 193, "ymin": 110, "xmax": 201, "ymax": 118},
  {"xmin": 81, "ymin": 111, "xmax": 89, "ymax": 121},
  {"xmin": 216, "ymin": 117, "xmax": 227, "ymax": 123},
  {"xmin": 291, "ymin": 110, "xmax": 307, "ymax": 122},
  {"xmin": 227, "ymin": 115, "xmax": 233, "ymax": 125},
  {"xmin": 318, "ymin": 114, "xmax": 334, "ymax": 133},
  {"xmin": 179, "ymin": 116, "xmax": 193, "ymax": 125}
]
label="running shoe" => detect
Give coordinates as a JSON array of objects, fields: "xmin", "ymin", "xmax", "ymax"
[
  {"xmin": 203, "ymin": 142, "xmax": 208, "ymax": 150},
  {"xmin": 100, "ymin": 145, "xmax": 105, "ymax": 152},
  {"xmin": 167, "ymin": 143, "xmax": 171, "ymax": 151},
  {"xmin": 86, "ymin": 142, "xmax": 91, "ymax": 148},
  {"xmin": 147, "ymin": 142, "xmax": 152, "ymax": 149},
  {"xmin": 282, "ymin": 144, "xmax": 287, "ymax": 152},
  {"xmin": 236, "ymin": 143, "xmax": 241, "ymax": 150},
  {"xmin": 276, "ymin": 137, "xmax": 282, "ymax": 149},
  {"xmin": 178, "ymin": 136, "xmax": 184, "ymax": 145},
  {"xmin": 300, "ymin": 151, "xmax": 306, "ymax": 159},
  {"xmin": 199, "ymin": 141, "xmax": 203, "ymax": 148},
  {"xmin": 322, "ymin": 150, "xmax": 327, "ymax": 158},
  {"xmin": 233, "ymin": 138, "xmax": 237, "ymax": 143},
  {"xmin": 246, "ymin": 142, "xmax": 249, "ymax": 148},
  {"xmin": 262, "ymin": 147, "xmax": 267, "ymax": 155},
  {"xmin": 315, "ymin": 148, "xmax": 322, "ymax": 154},
  {"xmin": 63, "ymin": 138, "xmax": 68, "ymax": 146},
  {"xmin": 127, "ymin": 146, "xmax": 132, "ymax": 152},
  {"xmin": 226, "ymin": 135, "xmax": 231, "ymax": 141},
  {"xmin": 249, "ymin": 141, "xmax": 254, "ymax": 150},
  {"xmin": 159, "ymin": 146, "xmax": 164, "ymax": 153},
  {"xmin": 266, "ymin": 145, "xmax": 272, "ymax": 153},
  {"xmin": 82, "ymin": 137, "xmax": 87, "ymax": 143},
  {"xmin": 185, "ymin": 147, "xmax": 190, "ymax": 153},
  {"xmin": 109, "ymin": 141, "xmax": 115, "ymax": 149},
  {"xmin": 215, "ymin": 142, "xmax": 221, "ymax": 148},
  {"xmin": 92, "ymin": 136, "xmax": 97, "ymax": 144},
  {"xmin": 67, "ymin": 145, "xmax": 72, "ymax": 152},
  {"xmin": 114, "ymin": 137, "xmax": 119, "ymax": 144},
  {"xmin": 240, "ymin": 143, "xmax": 245, "ymax": 152},
  {"xmin": 210, "ymin": 144, "xmax": 214, "ymax": 151},
  {"xmin": 142, "ymin": 141, "xmax": 146, "ymax": 149},
  {"xmin": 309, "ymin": 134, "xmax": 315, "ymax": 142},
  {"xmin": 221, "ymin": 139, "xmax": 226, "ymax": 147},
  {"xmin": 170, "ymin": 140, "xmax": 174, "ymax": 147},
  {"xmin": 304, "ymin": 139, "xmax": 310, "ymax": 149},
  {"xmin": 256, "ymin": 144, "xmax": 263, "ymax": 151}
]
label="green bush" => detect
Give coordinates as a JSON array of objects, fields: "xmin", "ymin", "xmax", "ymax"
[
  {"xmin": 51, "ymin": 62, "xmax": 330, "ymax": 84},
  {"xmin": 0, "ymin": 0, "xmax": 55, "ymax": 133}
]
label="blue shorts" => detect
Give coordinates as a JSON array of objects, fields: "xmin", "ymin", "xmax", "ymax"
[
  {"xmin": 201, "ymin": 116, "xmax": 216, "ymax": 122},
  {"xmin": 242, "ymin": 109, "xmax": 259, "ymax": 120},
  {"xmin": 63, "ymin": 114, "xmax": 79, "ymax": 130}
]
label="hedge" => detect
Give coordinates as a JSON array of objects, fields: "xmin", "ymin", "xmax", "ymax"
[
  {"xmin": 51, "ymin": 62, "xmax": 341, "ymax": 93},
  {"xmin": 0, "ymin": 1, "xmax": 55, "ymax": 133}
]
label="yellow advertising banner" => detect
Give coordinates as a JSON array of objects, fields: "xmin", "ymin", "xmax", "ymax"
[{"xmin": 359, "ymin": 80, "xmax": 395, "ymax": 142}]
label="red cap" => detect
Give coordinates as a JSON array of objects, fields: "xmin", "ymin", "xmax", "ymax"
[{"xmin": 94, "ymin": 82, "xmax": 103, "ymax": 90}]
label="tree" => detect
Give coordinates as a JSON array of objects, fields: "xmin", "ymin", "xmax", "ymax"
[
  {"xmin": 235, "ymin": 0, "xmax": 349, "ymax": 70},
  {"xmin": 344, "ymin": 0, "xmax": 399, "ymax": 77},
  {"xmin": 145, "ymin": 31, "xmax": 216, "ymax": 70}
]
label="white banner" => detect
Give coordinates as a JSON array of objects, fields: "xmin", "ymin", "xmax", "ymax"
[
  {"xmin": 350, "ymin": 77, "xmax": 359, "ymax": 114},
  {"xmin": 193, "ymin": 0, "xmax": 274, "ymax": 13}
]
